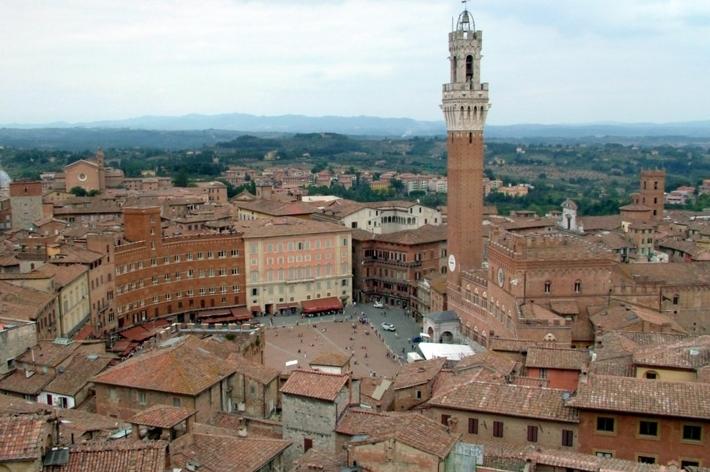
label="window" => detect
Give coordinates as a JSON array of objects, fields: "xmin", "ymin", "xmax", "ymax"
[
  {"xmin": 596, "ymin": 416, "xmax": 615, "ymax": 433},
  {"xmin": 138, "ymin": 391, "xmax": 146, "ymax": 405},
  {"xmin": 304, "ymin": 438, "xmax": 313, "ymax": 452},
  {"xmin": 468, "ymin": 418, "xmax": 478, "ymax": 434},
  {"xmin": 441, "ymin": 414, "xmax": 451, "ymax": 426},
  {"xmin": 682, "ymin": 425, "xmax": 702, "ymax": 442},
  {"xmin": 173, "ymin": 397, "xmax": 181, "ymax": 407},
  {"xmin": 638, "ymin": 456, "xmax": 656, "ymax": 464},
  {"xmin": 645, "ymin": 371, "xmax": 658, "ymax": 380},
  {"xmin": 595, "ymin": 451, "xmax": 613, "ymax": 458},
  {"xmin": 544, "ymin": 280, "xmax": 551, "ymax": 294},
  {"xmin": 681, "ymin": 461, "xmax": 700, "ymax": 470},
  {"xmin": 574, "ymin": 280, "xmax": 581, "ymax": 293},
  {"xmin": 415, "ymin": 390, "xmax": 422, "ymax": 399},
  {"xmin": 639, "ymin": 420, "xmax": 658, "ymax": 437},
  {"xmin": 527, "ymin": 425, "xmax": 538, "ymax": 443},
  {"xmin": 493, "ymin": 421, "xmax": 504, "ymax": 438},
  {"xmin": 562, "ymin": 429, "xmax": 574, "ymax": 447}
]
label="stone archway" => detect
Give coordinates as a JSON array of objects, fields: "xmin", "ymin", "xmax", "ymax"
[{"xmin": 440, "ymin": 331, "xmax": 454, "ymax": 344}]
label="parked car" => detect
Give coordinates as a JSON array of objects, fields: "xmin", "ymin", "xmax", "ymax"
[
  {"xmin": 373, "ymin": 300, "xmax": 384, "ymax": 308},
  {"xmin": 381, "ymin": 322, "xmax": 396, "ymax": 332}
]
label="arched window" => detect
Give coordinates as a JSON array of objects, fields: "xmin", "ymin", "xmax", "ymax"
[
  {"xmin": 466, "ymin": 55, "xmax": 473, "ymax": 81},
  {"xmin": 452, "ymin": 56, "xmax": 457, "ymax": 82},
  {"xmin": 544, "ymin": 280, "xmax": 551, "ymax": 294},
  {"xmin": 574, "ymin": 280, "xmax": 582, "ymax": 293}
]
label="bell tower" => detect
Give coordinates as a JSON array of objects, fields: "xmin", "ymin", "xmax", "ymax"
[{"xmin": 443, "ymin": 5, "xmax": 490, "ymax": 287}]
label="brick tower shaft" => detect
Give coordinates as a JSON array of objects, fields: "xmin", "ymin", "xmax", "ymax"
[{"xmin": 442, "ymin": 8, "xmax": 490, "ymax": 287}]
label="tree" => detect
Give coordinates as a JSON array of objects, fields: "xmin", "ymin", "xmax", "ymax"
[
  {"xmin": 390, "ymin": 178, "xmax": 405, "ymax": 195},
  {"xmin": 173, "ymin": 170, "xmax": 189, "ymax": 187},
  {"xmin": 87, "ymin": 189, "xmax": 100, "ymax": 197},
  {"xmin": 69, "ymin": 186, "xmax": 88, "ymax": 197}
]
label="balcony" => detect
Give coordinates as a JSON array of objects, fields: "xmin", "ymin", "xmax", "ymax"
[{"xmin": 361, "ymin": 257, "xmax": 421, "ymax": 268}]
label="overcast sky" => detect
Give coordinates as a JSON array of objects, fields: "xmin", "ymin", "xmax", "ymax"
[{"xmin": 1, "ymin": 0, "xmax": 709, "ymax": 125}]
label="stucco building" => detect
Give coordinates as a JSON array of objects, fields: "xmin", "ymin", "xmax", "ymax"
[{"xmin": 236, "ymin": 217, "xmax": 352, "ymax": 316}]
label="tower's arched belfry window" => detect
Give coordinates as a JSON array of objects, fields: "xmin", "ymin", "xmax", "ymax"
[
  {"xmin": 452, "ymin": 56, "xmax": 458, "ymax": 82},
  {"xmin": 466, "ymin": 55, "xmax": 473, "ymax": 82}
]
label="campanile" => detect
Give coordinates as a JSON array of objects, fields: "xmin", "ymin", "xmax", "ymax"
[{"xmin": 443, "ymin": 6, "xmax": 490, "ymax": 287}]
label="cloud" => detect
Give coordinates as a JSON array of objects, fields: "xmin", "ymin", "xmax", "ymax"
[{"xmin": 0, "ymin": 0, "xmax": 708, "ymax": 124}]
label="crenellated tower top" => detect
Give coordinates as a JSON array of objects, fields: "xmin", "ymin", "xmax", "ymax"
[{"xmin": 442, "ymin": 5, "xmax": 490, "ymax": 132}]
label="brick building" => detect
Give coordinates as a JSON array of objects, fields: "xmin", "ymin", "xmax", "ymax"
[
  {"xmin": 568, "ymin": 375, "xmax": 710, "ymax": 466},
  {"xmin": 352, "ymin": 225, "xmax": 447, "ymax": 308},
  {"xmin": 450, "ymin": 228, "xmax": 618, "ymax": 347},
  {"xmin": 114, "ymin": 206, "xmax": 247, "ymax": 329},
  {"xmin": 424, "ymin": 380, "xmax": 579, "ymax": 450},
  {"xmin": 524, "ymin": 347, "xmax": 590, "ymax": 391},
  {"xmin": 631, "ymin": 170, "xmax": 665, "ymax": 223},
  {"xmin": 280, "ymin": 369, "xmax": 358, "ymax": 466},
  {"xmin": 92, "ymin": 338, "xmax": 237, "ymax": 422},
  {"xmin": 391, "ymin": 358, "xmax": 446, "ymax": 411}
]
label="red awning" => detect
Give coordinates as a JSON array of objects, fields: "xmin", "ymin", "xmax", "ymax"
[
  {"xmin": 119, "ymin": 319, "xmax": 170, "ymax": 342},
  {"xmin": 301, "ymin": 297, "xmax": 343, "ymax": 314},
  {"xmin": 203, "ymin": 315, "xmax": 237, "ymax": 324},
  {"xmin": 276, "ymin": 303, "xmax": 298, "ymax": 309},
  {"xmin": 231, "ymin": 307, "xmax": 251, "ymax": 321},
  {"xmin": 110, "ymin": 339, "xmax": 138, "ymax": 356},
  {"xmin": 249, "ymin": 305, "xmax": 261, "ymax": 313},
  {"xmin": 196, "ymin": 308, "xmax": 232, "ymax": 319},
  {"xmin": 73, "ymin": 323, "xmax": 94, "ymax": 341}
]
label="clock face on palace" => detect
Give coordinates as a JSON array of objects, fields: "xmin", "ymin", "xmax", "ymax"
[
  {"xmin": 497, "ymin": 267, "xmax": 505, "ymax": 287},
  {"xmin": 448, "ymin": 254, "xmax": 456, "ymax": 273}
]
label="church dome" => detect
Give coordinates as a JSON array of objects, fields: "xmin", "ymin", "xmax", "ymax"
[{"xmin": 457, "ymin": 9, "xmax": 475, "ymax": 32}]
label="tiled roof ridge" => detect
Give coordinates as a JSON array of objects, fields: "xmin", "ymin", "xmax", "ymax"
[{"xmin": 291, "ymin": 368, "xmax": 348, "ymax": 378}]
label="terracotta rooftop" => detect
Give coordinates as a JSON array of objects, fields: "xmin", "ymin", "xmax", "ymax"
[
  {"xmin": 428, "ymin": 380, "xmax": 579, "ymax": 423},
  {"xmin": 490, "ymin": 337, "xmax": 567, "ymax": 353},
  {"xmin": 128, "ymin": 405, "xmax": 196, "ymax": 429},
  {"xmin": 170, "ymin": 433, "xmax": 291, "ymax": 472},
  {"xmin": 367, "ymin": 224, "xmax": 447, "ymax": 246},
  {"xmin": 616, "ymin": 261, "xmax": 710, "ymax": 286},
  {"xmin": 43, "ymin": 440, "xmax": 168, "ymax": 472},
  {"xmin": 44, "ymin": 354, "xmax": 113, "ymax": 396},
  {"xmin": 234, "ymin": 199, "xmax": 318, "ymax": 217},
  {"xmin": 631, "ymin": 335, "xmax": 710, "ymax": 370},
  {"xmin": 392, "ymin": 357, "xmax": 446, "ymax": 390},
  {"xmin": 525, "ymin": 446, "xmax": 675, "ymax": 472},
  {"xmin": 348, "ymin": 411, "xmax": 459, "ymax": 459},
  {"xmin": 280, "ymin": 369, "xmax": 349, "ymax": 402},
  {"xmin": 310, "ymin": 351, "xmax": 351, "ymax": 368},
  {"xmin": 18, "ymin": 340, "xmax": 81, "ymax": 367},
  {"xmin": 235, "ymin": 216, "xmax": 348, "ymax": 239},
  {"xmin": 0, "ymin": 368, "xmax": 54, "ymax": 396},
  {"xmin": 93, "ymin": 339, "xmax": 236, "ymax": 396},
  {"xmin": 226, "ymin": 354, "xmax": 280, "ymax": 385},
  {"xmin": 568, "ymin": 375, "xmax": 710, "ymax": 420},
  {"xmin": 337, "ymin": 408, "xmax": 391, "ymax": 436},
  {"xmin": 525, "ymin": 347, "xmax": 590, "ymax": 371},
  {"xmin": 456, "ymin": 351, "xmax": 518, "ymax": 376},
  {"xmin": 292, "ymin": 448, "xmax": 342, "ymax": 472},
  {"xmin": 0, "ymin": 280, "xmax": 57, "ymax": 322},
  {"xmin": 36, "ymin": 263, "xmax": 88, "ymax": 288},
  {"xmin": 589, "ymin": 303, "xmax": 686, "ymax": 334},
  {"xmin": 0, "ymin": 415, "xmax": 47, "ymax": 462}
]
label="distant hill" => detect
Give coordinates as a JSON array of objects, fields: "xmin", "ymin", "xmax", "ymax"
[
  {"xmin": 3, "ymin": 113, "xmax": 445, "ymax": 137},
  {"xmin": 1, "ymin": 113, "xmax": 709, "ymax": 150}
]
